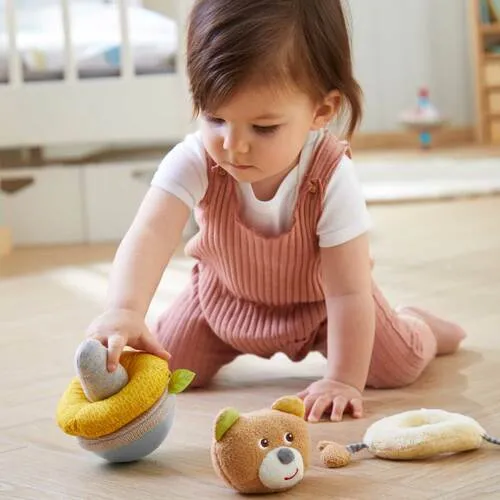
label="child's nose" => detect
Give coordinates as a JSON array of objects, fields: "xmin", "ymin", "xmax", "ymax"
[{"xmin": 222, "ymin": 128, "xmax": 249, "ymax": 155}]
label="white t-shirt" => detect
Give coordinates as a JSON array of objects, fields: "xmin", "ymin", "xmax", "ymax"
[{"xmin": 151, "ymin": 130, "xmax": 371, "ymax": 247}]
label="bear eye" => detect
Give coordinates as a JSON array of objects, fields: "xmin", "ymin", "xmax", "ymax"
[
  {"xmin": 259, "ymin": 438, "xmax": 270, "ymax": 449},
  {"xmin": 284, "ymin": 432, "xmax": 294, "ymax": 443}
]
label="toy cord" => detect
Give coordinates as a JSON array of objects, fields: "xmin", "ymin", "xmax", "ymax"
[
  {"xmin": 346, "ymin": 443, "xmax": 368, "ymax": 454},
  {"xmin": 483, "ymin": 434, "xmax": 500, "ymax": 445}
]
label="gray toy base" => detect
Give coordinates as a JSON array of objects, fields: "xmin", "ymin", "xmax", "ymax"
[{"xmin": 82, "ymin": 394, "xmax": 176, "ymax": 463}]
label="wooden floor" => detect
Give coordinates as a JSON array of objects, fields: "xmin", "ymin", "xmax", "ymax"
[{"xmin": 1, "ymin": 196, "xmax": 500, "ymax": 499}]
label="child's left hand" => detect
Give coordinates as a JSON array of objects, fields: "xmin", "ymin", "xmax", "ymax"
[{"xmin": 297, "ymin": 378, "xmax": 363, "ymax": 422}]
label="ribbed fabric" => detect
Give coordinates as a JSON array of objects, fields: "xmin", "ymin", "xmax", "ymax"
[
  {"xmin": 154, "ymin": 133, "xmax": 437, "ymax": 388},
  {"xmin": 184, "ymin": 135, "xmax": 347, "ymax": 359},
  {"xmin": 369, "ymin": 286, "xmax": 437, "ymax": 388}
]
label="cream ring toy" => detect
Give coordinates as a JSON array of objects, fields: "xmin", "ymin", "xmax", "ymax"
[{"xmin": 318, "ymin": 409, "xmax": 500, "ymax": 468}]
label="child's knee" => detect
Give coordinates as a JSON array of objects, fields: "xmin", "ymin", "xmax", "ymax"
[
  {"xmin": 165, "ymin": 341, "xmax": 227, "ymax": 390},
  {"xmin": 153, "ymin": 304, "xmax": 239, "ymax": 388},
  {"xmin": 165, "ymin": 352, "xmax": 214, "ymax": 389}
]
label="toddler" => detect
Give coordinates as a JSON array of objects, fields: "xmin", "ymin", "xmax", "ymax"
[{"xmin": 87, "ymin": 0, "xmax": 465, "ymax": 422}]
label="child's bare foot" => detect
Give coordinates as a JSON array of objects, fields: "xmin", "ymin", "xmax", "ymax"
[{"xmin": 397, "ymin": 306, "xmax": 466, "ymax": 355}]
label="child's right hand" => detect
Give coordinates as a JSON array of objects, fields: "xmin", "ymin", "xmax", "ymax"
[{"xmin": 86, "ymin": 308, "xmax": 171, "ymax": 372}]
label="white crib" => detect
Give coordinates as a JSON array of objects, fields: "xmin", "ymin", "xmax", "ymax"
[
  {"xmin": 0, "ymin": 0, "xmax": 195, "ymax": 150},
  {"xmin": 0, "ymin": 0, "xmax": 196, "ymax": 249}
]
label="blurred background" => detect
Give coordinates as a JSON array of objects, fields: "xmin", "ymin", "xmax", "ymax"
[{"xmin": 0, "ymin": 0, "xmax": 499, "ymax": 252}]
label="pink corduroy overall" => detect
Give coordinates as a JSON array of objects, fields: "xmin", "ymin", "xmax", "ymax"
[{"xmin": 154, "ymin": 134, "xmax": 437, "ymax": 388}]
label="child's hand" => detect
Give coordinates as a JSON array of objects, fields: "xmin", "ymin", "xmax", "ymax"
[
  {"xmin": 297, "ymin": 378, "xmax": 363, "ymax": 422},
  {"xmin": 86, "ymin": 308, "xmax": 171, "ymax": 372}
]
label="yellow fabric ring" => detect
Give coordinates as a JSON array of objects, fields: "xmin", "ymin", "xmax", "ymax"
[{"xmin": 56, "ymin": 352, "xmax": 170, "ymax": 439}]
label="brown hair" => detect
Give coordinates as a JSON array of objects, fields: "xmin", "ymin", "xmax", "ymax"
[{"xmin": 187, "ymin": 0, "xmax": 362, "ymax": 138}]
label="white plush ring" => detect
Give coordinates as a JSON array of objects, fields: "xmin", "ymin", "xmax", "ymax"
[{"xmin": 363, "ymin": 408, "xmax": 486, "ymax": 460}]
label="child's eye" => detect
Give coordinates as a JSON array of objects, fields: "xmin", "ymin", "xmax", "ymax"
[
  {"xmin": 205, "ymin": 115, "xmax": 224, "ymax": 125},
  {"xmin": 253, "ymin": 125, "xmax": 280, "ymax": 135}
]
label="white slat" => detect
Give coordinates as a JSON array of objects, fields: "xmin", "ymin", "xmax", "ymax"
[
  {"xmin": 60, "ymin": 0, "xmax": 77, "ymax": 82},
  {"xmin": 175, "ymin": 0, "xmax": 195, "ymax": 104},
  {"xmin": 5, "ymin": 0, "xmax": 22, "ymax": 87},
  {"xmin": 117, "ymin": 0, "xmax": 134, "ymax": 79}
]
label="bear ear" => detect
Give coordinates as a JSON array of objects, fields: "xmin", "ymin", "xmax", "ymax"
[
  {"xmin": 272, "ymin": 396, "xmax": 305, "ymax": 419},
  {"xmin": 214, "ymin": 407, "xmax": 240, "ymax": 441}
]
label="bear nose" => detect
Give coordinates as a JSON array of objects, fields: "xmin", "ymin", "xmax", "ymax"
[{"xmin": 277, "ymin": 447, "xmax": 294, "ymax": 465}]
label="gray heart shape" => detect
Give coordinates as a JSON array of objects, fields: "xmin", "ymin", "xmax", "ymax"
[{"xmin": 75, "ymin": 339, "xmax": 129, "ymax": 402}]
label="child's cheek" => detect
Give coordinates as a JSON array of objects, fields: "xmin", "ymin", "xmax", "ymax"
[{"xmin": 201, "ymin": 128, "xmax": 222, "ymax": 160}]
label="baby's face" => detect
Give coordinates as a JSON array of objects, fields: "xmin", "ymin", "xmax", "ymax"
[{"xmin": 199, "ymin": 84, "xmax": 326, "ymax": 192}]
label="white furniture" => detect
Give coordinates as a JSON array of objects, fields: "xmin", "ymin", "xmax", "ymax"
[
  {"xmin": 83, "ymin": 161, "xmax": 156, "ymax": 243},
  {"xmin": 0, "ymin": 0, "xmax": 196, "ymax": 247},
  {"xmin": 0, "ymin": 165, "xmax": 85, "ymax": 245},
  {"xmin": 0, "ymin": 0, "xmax": 194, "ymax": 149},
  {"xmin": 0, "ymin": 158, "xmax": 201, "ymax": 246}
]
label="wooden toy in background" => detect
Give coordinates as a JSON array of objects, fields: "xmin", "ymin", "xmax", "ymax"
[{"xmin": 400, "ymin": 88, "xmax": 445, "ymax": 149}]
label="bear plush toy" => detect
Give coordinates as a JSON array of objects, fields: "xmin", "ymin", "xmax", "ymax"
[{"xmin": 211, "ymin": 395, "xmax": 310, "ymax": 494}]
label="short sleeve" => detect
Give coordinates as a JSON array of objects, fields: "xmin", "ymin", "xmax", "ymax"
[
  {"xmin": 317, "ymin": 155, "xmax": 372, "ymax": 247},
  {"xmin": 150, "ymin": 131, "xmax": 208, "ymax": 209}
]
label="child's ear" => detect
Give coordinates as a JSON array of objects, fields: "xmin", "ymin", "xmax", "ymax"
[{"xmin": 311, "ymin": 90, "xmax": 341, "ymax": 130}]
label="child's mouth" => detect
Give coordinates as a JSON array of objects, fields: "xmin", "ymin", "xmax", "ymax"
[{"xmin": 229, "ymin": 163, "xmax": 253, "ymax": 170}]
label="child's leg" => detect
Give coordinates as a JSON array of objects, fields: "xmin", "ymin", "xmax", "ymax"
[
  {"xmin": 153, "ymin": 284, "xmax": 240, "ymax": 389},
  {"xmin": 312, "ymin": 282, "xmax": 465, "ymax": 389},
  {"xmin": 394, "ymin": 306, "xmax": 466, "ymax": 356},
  {"xmin": 366, "ymin": 284, "xmax": 436, "ymax": 388},
  {"xmin": 367, "ymin": 283, "xmax": 465, "ymax": 388}
]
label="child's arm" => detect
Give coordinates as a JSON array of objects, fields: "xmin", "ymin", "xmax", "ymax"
[
  {"xmin": 298, "ymin": 233, "xmax": 374, "ymax": 422},
  {"xmin": 86, "ymin": 186, "xmax": 191, "ymax": 371}
]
